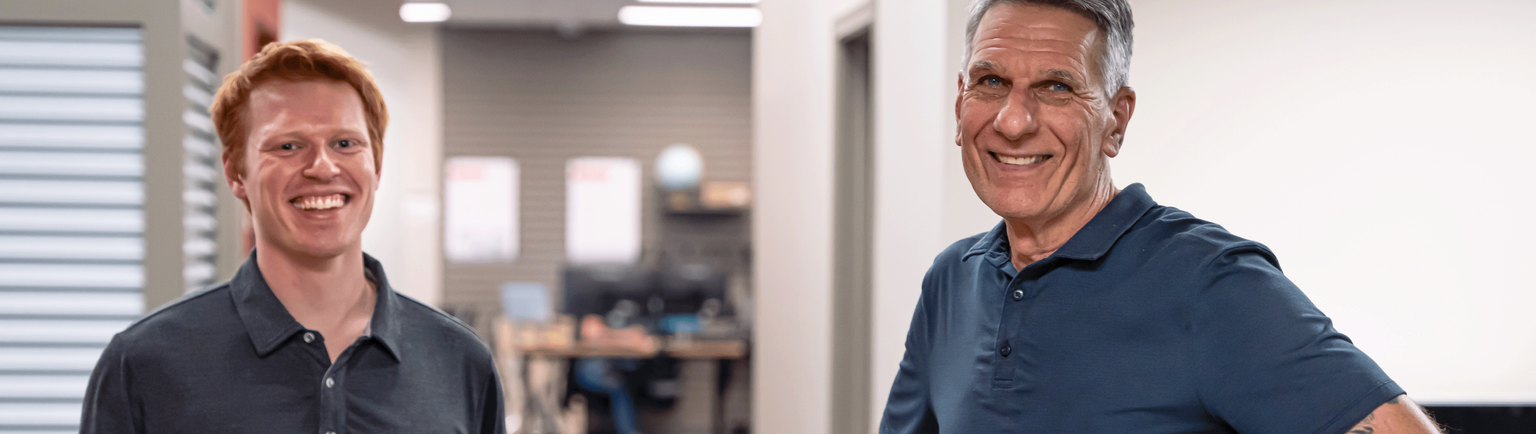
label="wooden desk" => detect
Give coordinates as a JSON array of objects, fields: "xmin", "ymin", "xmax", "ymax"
[
  {"xmin": 493, "ymin": 318, "xmax": 748, "ymax": 433},
  {"xmin": 516, "ymin": 338, "xmax": 746, "ymax": 359}
]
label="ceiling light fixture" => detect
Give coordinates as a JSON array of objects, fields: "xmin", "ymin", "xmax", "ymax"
[
  {"xmin": 618, "ymin": 6, "xmax": 762, "ymax": 28},
  {"xmin": 400, "ymin": 2, "xmax": 451, "ymax": 23},
  {"xmin": 637, "ymin": 0, "xmax": 760, "ymax": 4}
]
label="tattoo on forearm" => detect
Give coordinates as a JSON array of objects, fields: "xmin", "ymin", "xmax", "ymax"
[{"xmin": 1348, "ymin": 394, "xmax": 1446, "ymax": 434}]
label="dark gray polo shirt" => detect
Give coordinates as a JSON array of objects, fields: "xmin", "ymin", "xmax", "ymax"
[
  {"xmin": 880, "ymin": 184, "xmax": 1402, "ymax": 434},
  {"xmin": 80, "ymin": 251, "xmax": 505, "ymax": 434}
]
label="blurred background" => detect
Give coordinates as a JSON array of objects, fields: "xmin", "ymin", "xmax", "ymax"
[{"xmin": 0, "ymin": 0, "xmax": 1533, "ymax": 433}]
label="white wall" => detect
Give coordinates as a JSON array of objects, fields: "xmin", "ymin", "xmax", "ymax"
[
  {"xmin": 752, "ymin": 0, "xmax": 851, "ymax": 432},
  {"xmin": 868, "ymin": 0, "xmax": 986, "ymax": 430},
  {"xmin": 1121, "ymin": 0, "xmax": 1536, "ymax": 404},
  {"xmin": 283, "ymin": 0, "xmax": 444, "ymax": 306},
  {"xmin": 755, "ymin": 0, "xmax": 985, "ymax": 432}
]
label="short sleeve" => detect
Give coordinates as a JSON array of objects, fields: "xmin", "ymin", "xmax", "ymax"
[
  {"xmin": 479, "ymin": 367, "xmax": 507, "ymax": 434},
  {"xmin": 80, "ymin": 334, "xmax": 141, "ymax": 434},
  {"xmin": 1193, "ymin": 244, "xmax": 1403, "ymax": 434}
]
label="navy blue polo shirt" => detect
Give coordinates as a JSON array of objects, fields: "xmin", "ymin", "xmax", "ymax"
[
  {"xmin": 80, "ymin": 251, "xmax": 505, "ymax": 434},
  {"xmin": 880, "ymin": 184, "xmax": 1402, "ymax": 434}
]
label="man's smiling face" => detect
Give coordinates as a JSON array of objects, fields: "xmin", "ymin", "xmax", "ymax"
[
  {"xmin": 228, "ymin": 78, "xmax": 378, "ymax": 261},
  {"xmin": 957, "ymin": 3, "xmax": 1126, "ymax": 225}
]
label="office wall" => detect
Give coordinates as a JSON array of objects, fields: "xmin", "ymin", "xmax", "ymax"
[
  {"xmin": 282, "ymin": 0, "xmax": 445, "ymax": 306},
  {"xmin": 439, "ymin": 28, "xmax": 753, "ymax": 324}
]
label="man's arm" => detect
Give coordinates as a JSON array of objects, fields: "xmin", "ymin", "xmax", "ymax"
[
  {"xmin": 80, "ymin": 335, "xmax": 140, "ymax": 434},
  {"xmin": 1345, "ymin": 394, "xmax": 1443, "ymax": 434},
  {"xmin": 877, "ymin": 275, "xmax": 939, "ymax": 434},
  {"xmin": 480, "ymin": 369, "xmax": 507, "ymax": 434}
]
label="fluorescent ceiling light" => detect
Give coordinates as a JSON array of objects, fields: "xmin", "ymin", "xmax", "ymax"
[
  {"xmin": 399, "ymin": 2, "xmax": 451, "ymax": 23},
  {"xmin": 638, "ymin": 0, "xmax": 760, "ymax": 4},
  {"xmin": 618, "ymin": 6, "xmax": 762, "ymax": 28}
]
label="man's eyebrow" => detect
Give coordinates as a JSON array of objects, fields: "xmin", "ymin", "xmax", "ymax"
[{"xmin": 1041, "ymin": 69, "xmax": 1082, "ymax": 85}]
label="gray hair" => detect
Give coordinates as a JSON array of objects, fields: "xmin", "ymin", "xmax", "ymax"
[{"xmin": 962, "ymin": 0, "xmax": 1134, "ymax": 97}]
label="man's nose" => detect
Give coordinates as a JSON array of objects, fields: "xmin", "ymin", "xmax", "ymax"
[
  {"xmin": 301, "ymin": 146, "xmax": 342, "ymax": 180},
  {"xmin": 993, "ymin": 90, "xmax": 1038, "ymax": 141}
]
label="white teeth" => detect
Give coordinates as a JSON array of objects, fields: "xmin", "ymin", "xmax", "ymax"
[
  {"xmin": 994, "ymin": 153, "xmax": 1049, "ymax": 165},
  {"xmin": 291, "ymin": 194, "xmax": 346, "ymax": 211}
]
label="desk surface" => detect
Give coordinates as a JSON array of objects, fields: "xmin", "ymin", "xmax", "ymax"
[{"xmin": 516, "ymin": 338, "xmax": 747, "ymax": 359}]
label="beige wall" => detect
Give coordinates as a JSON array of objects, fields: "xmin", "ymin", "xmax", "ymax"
[
  {"xmin": 753, "ymin": 0, "xmax": 987, "ymax": 432},
  {"xmin": 437, "ymin": 28, "xmax": 753, "ymax": 329}
]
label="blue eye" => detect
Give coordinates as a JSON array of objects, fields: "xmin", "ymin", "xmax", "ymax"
[
  {"xmin": 979, "ymin": 75, "xmax": 1005, "ymax": 87},
  {"xmin": 1049, "ymin": 82, "xmax": 1073, "ymax": 92}
]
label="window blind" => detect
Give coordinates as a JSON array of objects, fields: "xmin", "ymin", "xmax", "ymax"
[
  {"xmin": 182, "ymin": 36, "xmax": 219, "ymax": 293},
  {"xmin": 0, "ymin": 25, "xmax": 145, "ymax": 434}
]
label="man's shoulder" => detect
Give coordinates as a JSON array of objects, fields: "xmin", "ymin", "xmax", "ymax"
[
  {"xmin": 388, "ymin": 292, "xmax": 495, "ymax": 360},
  {"xmin": 933, "ymin": 227, "xmax": 995, "ymax": 266},
  {"xmin": 108, "ymin": 282, "xmax": 238, "ymax": 354},
  {"xmin": 1128, "ymin": 204, "xmax": 1279, "ymax": 269}
]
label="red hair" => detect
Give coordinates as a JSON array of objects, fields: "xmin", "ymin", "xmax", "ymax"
[{"xmin": 209, "ymin": 39, "xmax": 388, "ymax": 174}]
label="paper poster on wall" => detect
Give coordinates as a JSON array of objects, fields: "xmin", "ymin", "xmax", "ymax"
[
  {"xmin": 566, "ymin": 157, "xmax": 642, "ymax": 265},
  {"xmin": 444, "ymin": 156, "xmax": 518, "ymax": 263}
]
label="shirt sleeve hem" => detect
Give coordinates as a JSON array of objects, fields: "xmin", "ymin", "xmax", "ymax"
[{"xmin": 1310, "ymin": 380, "xmax": 1406, "ymax": 434}]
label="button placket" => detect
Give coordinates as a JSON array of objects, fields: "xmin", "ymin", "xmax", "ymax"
[
  {"xmin": 992, "ymin": 273, "xmax": 1031, "ymax": 388},
  {"xmin": 320, "ymin": 349, "xmax": 346, "ymax": 434}
]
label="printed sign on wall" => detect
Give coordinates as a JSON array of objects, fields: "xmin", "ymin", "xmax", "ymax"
[
  {"xmin": 565, "ymin": 157, "xmax": 641, "ymax": 265},
  {"xmin": 444, "ymin": 156, "xmax": 518, "ymax": 263}
]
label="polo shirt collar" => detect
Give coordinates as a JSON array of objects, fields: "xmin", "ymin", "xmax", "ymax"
[
  {"xmin": 963, "ymin": 183, "xmax": 1158, "ymax": 266},
  {"xmin": 230, "ymin": 250, "xmax": 403, "ymax": 362}
]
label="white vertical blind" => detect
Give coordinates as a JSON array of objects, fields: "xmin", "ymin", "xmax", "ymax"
[
  {"xmin": 182, "ymin": 38, "xmax": 220, "ymax": 293},
  {"xmin": 0, "ymin": 25, "xmax": 144, "ymax": 434}
]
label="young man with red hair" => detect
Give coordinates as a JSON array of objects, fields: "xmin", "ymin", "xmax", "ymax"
[{"xmin": 81, "ymin": 39, "xmax": 504, "ymax": 434}]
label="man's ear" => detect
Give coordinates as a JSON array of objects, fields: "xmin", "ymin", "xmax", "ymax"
[
  {"xmin": 223, "ymin": 156, "xmax": 248, "ymax": 202},
  {"xmin": 955, "ymin": 73, "xmax": 966, "ymax": 147},
  {"xmin": 1103, "ymin": 86, "xmax": 1136, "ymax": 158}
]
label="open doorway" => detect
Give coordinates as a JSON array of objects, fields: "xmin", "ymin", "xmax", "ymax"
[{"xmin": 832, "ymin": 21, "xmax": 874, "ymax": 434}]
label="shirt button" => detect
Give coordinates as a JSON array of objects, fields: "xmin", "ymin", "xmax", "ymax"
[
  {"xmin": 325, "ymin": 377, "xmax": 335, "ymax": 388},
  {"xmin": 304, "ymin": 332, "xmax": 315, "ymax": 343},
  {"xmin": 1000, "ymin": 341, "xmax": 1012, "ymax": 357},
  {"xmin": 1011, "ymin": 289, "xmax": 1024, "ymax": 301}
]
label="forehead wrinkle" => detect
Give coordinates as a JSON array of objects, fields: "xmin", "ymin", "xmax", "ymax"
[
  {"xmin": 969, "ymin": 46, "xmax": 1090, "ymax": 81},
  {"xmin": 970, "ymin": 34, "xmax": 1094, "ymax": 68}
]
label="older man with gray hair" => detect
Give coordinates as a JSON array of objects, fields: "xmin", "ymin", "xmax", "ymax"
[{"xmin": 879, "ymin": 1, "xmax": 1442, "ymax": 432}]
